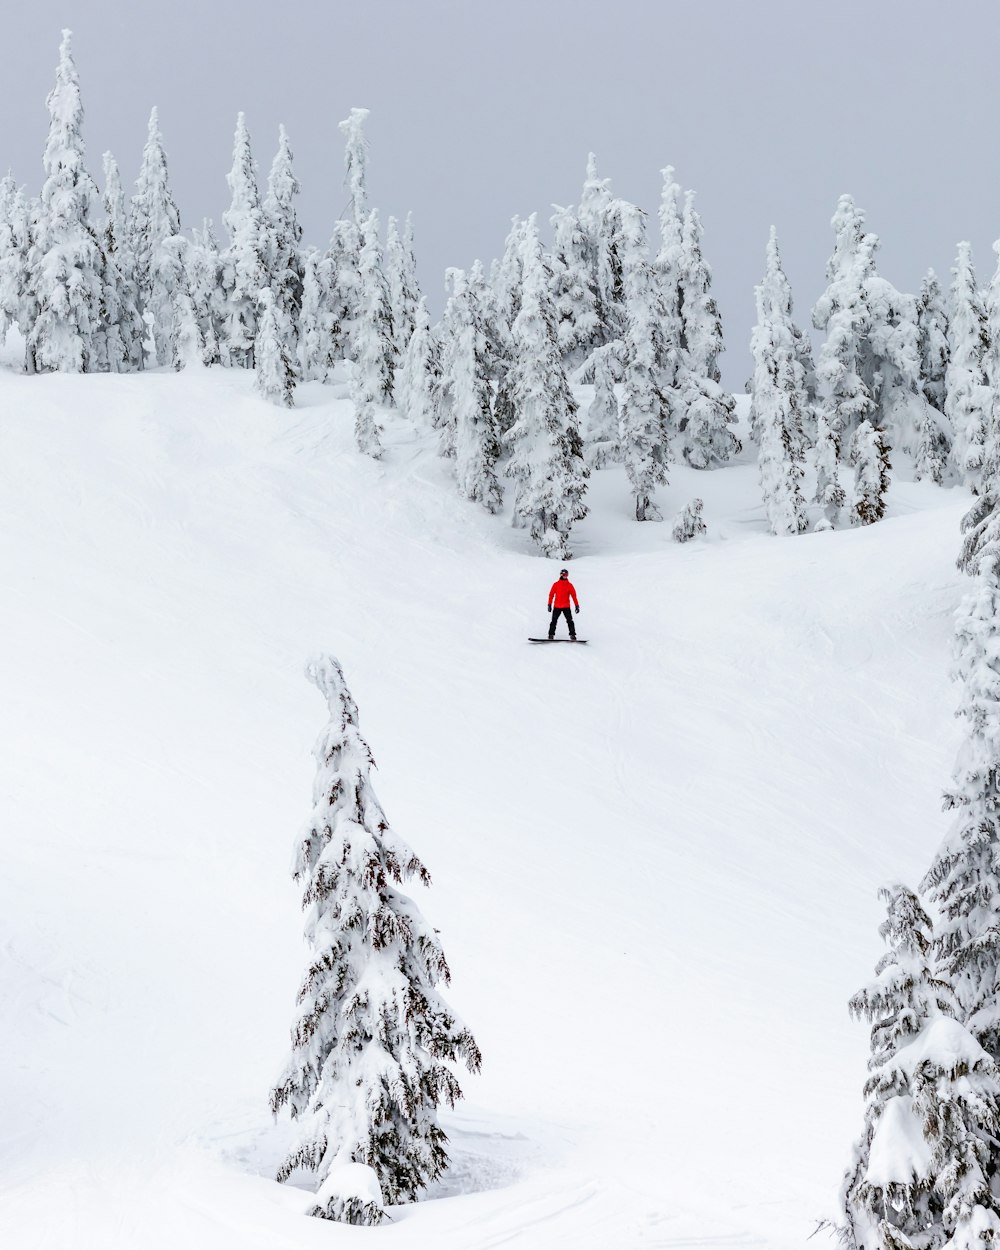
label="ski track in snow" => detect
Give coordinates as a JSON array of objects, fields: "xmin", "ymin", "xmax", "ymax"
[{"xmin": 0, "ymin": 360, "xmax": 970, "ymax": 1247}]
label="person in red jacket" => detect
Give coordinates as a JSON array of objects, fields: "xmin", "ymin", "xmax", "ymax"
[{"xmin": 547, "ymin": 568, "xmax": 580, "ymax": 640}]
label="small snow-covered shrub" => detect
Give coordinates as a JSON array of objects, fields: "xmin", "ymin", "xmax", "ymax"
[{"xmin": 672, "ymin": 498, "xmax": 706, "ymax": 543}]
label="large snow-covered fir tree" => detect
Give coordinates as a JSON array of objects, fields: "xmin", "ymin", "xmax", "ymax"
[
  {"xmin": 297, "ymin": 248, "xmax": 332, "ymax": 382},
  {"xmin": 813, "ymin": 410, "xmax": 847, "ymax": 530},
  {"xmin": 155, "ymin": 234, "xmax": 198, "ymax": 368},
  {"xmin": 812, "ymin": 196, "xmax": 924, "ymax": 499},
  {"xmin": 221, "ymin": 113, "xmax": 268, "ymax": 369},
  {"xmin": 98, "ymin": 152, "xmax": 144, "ymax": 374},
  {"xmin": 129, "ymin": 107, "xmax": 183, "ymax": 367},
  {"xmin": 677, "ymin": 190, "xmax": 739, "ymax": 468},
  {"xmin": 504, "ymin": 216, "xmax": 589, "ymax": 556},
  {"xmin": 837, "ymin": 884, "xmax": 1000, "ymax": 1250},
  {"xmin": 270, "ymin": 656, "xmax": 481, "ymax": 1225},
  {"xmin": 914, "ymin": 267, "xmax": 953, "ymax": 484},
  {"xmin": 338, "ymin": 107, "xmax": 370, "ymax": 227},
  {"xmin": 549, "ymin": 202, "xmax": 600, "ymax": 366},
  {"xmin": 28, "ymin": 29, "xmax": 104, "ymax": 374},
  {"xmin": 255, "ymin": 288, "xmax": 295, "ymax": 407},
  {"xmin": 850, "ymin": 420, "xmax": 892, "ymax": 527},
  {"xmin": 918, "ymin": 270, "xmax": 950, "ymax": 417},
  {"xmin": 577, "ymin": 153, "xmax": 618, "ymax": 339},
  {"xmin": 263, "ymin": 124, "xmax": 303, "ymax": 360},
  {"xmin": 349, "ymin": 209, "xmax": 394, "ymax": 456},
  {"xmin": 487, "ymin": 215, "xmax": 527, "ymax": 439},
  {"xmin": 653, "ymin": 166, "xmax": 684, "ymax": 350},
  {"xmin": 385, "ymin": 213, "xmax": 419, "ymax": 375},
  {"xmin": 749, "ymin": 227, "xmax": 808, "ymax": 536},
  {"xmin": 617, "ymin": 202, "xmax": 671, "ymax": 520},
  {"xmin": 922, "ymin": 497, "xmax": 1000, "ymax": 1063},
  {"xmin": 978, "ymin": 245, "xmax": 1000, "ymax": 500},
  {"xmin": 582, "ymin": 341, "xmax": 622, "ymax": 469},
  {"xmin": 947, "ymin": 244, "xmax": 990, "ymax": 493},
  {"xmin": 186, "ymin": 219, "xmax": 224, "ymax": 366},
  {"xmin": 441, "ymin": 264, "xmax": 502, "ymax": 513},
  {"xmin": 398, "ymin": 295, "xmax": 435, "ymax": 427},
  {"xmin": 0, "ymin": 177, "xmax": 31, "ymax": 356}
]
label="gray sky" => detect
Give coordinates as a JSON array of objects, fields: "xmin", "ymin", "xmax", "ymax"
[{"xmin": 2, "ymin": 0, "xmax": 998, "ymax": 387}]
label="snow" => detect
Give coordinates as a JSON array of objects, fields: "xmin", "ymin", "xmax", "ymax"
[
  {"xmin": 891, "ymin": 1015, "xmax": 991, "ymax": 1079},
  {"xmin": 866, "ymin": 1095, "xmax": 932, "ymax": 1187},
  {"xmin": 314, "ymin": 1161, "xmax": 384, "ymax": 1212},
  {"xmin": 0, "ymin": 354, "xmax": 971, "ymax": 1247}
]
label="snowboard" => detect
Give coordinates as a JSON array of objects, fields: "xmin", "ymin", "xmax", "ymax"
[{"xmin": 528, "ymin": 638, "xmax": 588, "ymax": 644}]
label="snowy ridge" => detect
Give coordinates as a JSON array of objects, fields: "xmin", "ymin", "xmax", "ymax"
[{"xmin": 0, "ymin": 362, "xmax": 969, "ymax": 1247}]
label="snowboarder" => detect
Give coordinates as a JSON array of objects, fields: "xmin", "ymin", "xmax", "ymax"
[{"xmin": 547, "ymin": 569, "xmax": 580, "ymax": 640}]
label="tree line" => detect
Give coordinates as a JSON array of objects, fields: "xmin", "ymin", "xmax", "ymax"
[{"xmin": 9, "ymin": 33, "xmax": 1000, "ymax": 562}]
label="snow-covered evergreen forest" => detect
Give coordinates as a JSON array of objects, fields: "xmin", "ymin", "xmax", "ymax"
[{"xmin": 7, "ymin": 25, "xmax": 1000, "ymax": 1250}]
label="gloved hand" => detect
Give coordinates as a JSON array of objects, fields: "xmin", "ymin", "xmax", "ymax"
[{"xmin": 574, "ymin": 606, "xmax": 580, "ymax": 614}]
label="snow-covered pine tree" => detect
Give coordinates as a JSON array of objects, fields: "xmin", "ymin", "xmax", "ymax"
[
  {"xmin": 156, "ymin": 234, "xmax": 199, "ymax": 369},
  {"xmin": 433, "ymin": 270, "xmax": 461, "ymax": 454},
  {"xmin": 221, "ymin": 113, "xmax": 268, "ymax": 369},
  {"xmin": 549, "ymin": 203, "xmax": 600, "ymax": 367},
  {"xmin": 398, "ymin": 295, "xmax": 435, "ymax": 427},
  {"xmin": 384, "ymin": 216, "xmax": 405, "ymax": 378},
  {"xmin": 813, "ymin": 197, "xmax": 924, "ymax": 488},
  {"xmin": 349, "ymin": 209, "xmax": 394, "ymax": 457},
  {"xmin": 837, "ymin": 883, "xmax": 1000, "ymax": 1250},
  {"xmin": 187, "ymin": 219, "xmax": 224, "ymax": 366},
  {"xmin": 504, "ymin": 216, "xmax": 589, "ymax": 557},
  {"xmin": 338, "ymin": 107, "xmax": 370, "ymax": 228},
  {"xmin": 29, "ymin": 29, "xmax": 104, "ymax": 373},
  {"xmin": 489, "ymin": 216, "xmax": 526, "ymax": 438},
  {"xmin": 676, "ymin": 191, "xmax": 739, "ymax": 468},
  {"xmin": 679, "ymin": 190, "xmax": 723, "ymax": 381},
  {"xmin": 255, "ymin": 288, "xmax": 295, "ymax": 407},
  {"xmin": 263, "ymin": 125, "xmax": 303, "ymax": 361},
  {"xmin": 0, "ymin": 176, "xmax": 29, "ymax": 351},
  {"xmin": 977, "ymin": 243, "xmax": 1000, "ymax": 502},
  {"xmin": 297, "ymin": 248, "xmax": 332, "ymax": 382},
  {"xmin": 323, "ymin": 111, "xmax": 373, "ymax": 370},
  {"xmin": 946, "ymin": 243, "xmax": 989, "ymax": 493},
  {"xmin": 654, "ymin": 167, "xmax": 684, "ymax": 346},
  {"xmin": 813, "ymin": 411, "xmax": 847, "ymax": 530},
  {"xmin": 850, "ymin": 421, "xmax": 892, "ymax": 526},
  {"xmin": 596, "ymin": 197, "xmax": 626, "ymax": 344},
  {"xmin": 385, "ymin": 214, "xmax": 418, "ymax": 377},
  {"xmin": 98, "ymin": 152, "xmax": 144, "ymax": 373},
  {"xmin": 0, "ymin": 179, "xmax": 20, "ymax": 338},
  {"xmin": 813, "ymin": 197, "xmax": 874, "ymax": 449},
  {"xmin": 750, "ymin": 227, "xmax": 808, "ymax": 536},
  {"xmin": 922, "ymin": 497, "xmax": 1000, "ymax": 1068},
  {"xmin": 325, "ymin": 219, "xmax": 359, "ymax": 366},
  {"xmin": 617, "ymin": 202, "xmax": 670, "ymax": 520},
  {"xmin": 399, "ymin": 213, "xmax": 420, "ymax": 346},
  {"xmin": 918, "ymin": 269, "xmax": 951, "ymax": 417},
  {"xmin": 577, "ymin": 153, "xmax": 615, "ymax": 336},
  {"xmin": 270, "ymin": 656, "xmax": 481, "ymax": 1223},
  {"xmin": 16, "ymin": 195, "xmax": 42, "ymax": 373},
  {"xmin": 442, "ymin": 264, "xmax": 502, "ymax": 512},
  {"xmin": 913, "ymin": 268, "xmax": 954, "ymax": 485},
  {"xmin": 129, "ymin": 107, "xmax": 184, "ymax": 368},
  {"xmin": 583, "ymin": 341, "xmax": 622, "ymax": 470}
]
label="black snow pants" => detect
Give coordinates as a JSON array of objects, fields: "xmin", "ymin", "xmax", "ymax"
[{"xmin": 548, "ymin": 607, "xmax": 576, "ymax": 639}]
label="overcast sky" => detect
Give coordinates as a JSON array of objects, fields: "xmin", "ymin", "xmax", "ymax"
[{"xmin": 2, "ymin": 0, "xmax": 998, "ymax": 387}]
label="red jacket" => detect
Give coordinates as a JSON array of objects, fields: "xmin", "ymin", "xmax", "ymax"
[{"xmin": 549, "ymin": 579, "xmax": 579, "ymax": 610}]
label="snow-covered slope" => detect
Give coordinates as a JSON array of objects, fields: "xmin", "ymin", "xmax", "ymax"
[{"xmin": 0, "ymin": 362, "xmax": 968, "ymax": 1248}]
